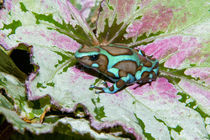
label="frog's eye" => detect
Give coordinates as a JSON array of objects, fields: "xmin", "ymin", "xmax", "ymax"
[{"xmin": 89, "ymin": 55, "xmax": 99, "ymax": 61}]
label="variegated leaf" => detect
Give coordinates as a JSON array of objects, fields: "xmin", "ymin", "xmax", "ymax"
[{"xmin": 0, "ymin": 0, "xmax": 209, "ymax": 139}]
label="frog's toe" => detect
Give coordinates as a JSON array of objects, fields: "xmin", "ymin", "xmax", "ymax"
[
  {"xmin": 93, "ymin": 86, "xmax": 103, "ymax": 90},
  {"xmin": 90, "ymin": 85, "xmax": 104, "ymax": 93},
  {"xmin": 102, "ymin": 81, "xmax": 108, "ymax": 87},
  {"xmin": 90, "ymin": 84, "xmax": 95, "ymax": 88},
  {"xmin": 95, "ymin": 90, "xmax": 104, "ymax": 94},
  {"xmin": 90, "ymin": 85, "xmax": 102, "ymax": 89}
]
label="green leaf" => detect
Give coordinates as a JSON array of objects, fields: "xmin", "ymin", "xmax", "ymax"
[
  {"xmin": 0, "ymin": 0, "xmax": 209, "ymax": 139},
  {"xmin": 0, "ymin": 72, "xmax": 121, "ymax": 139},
  {"xmin": 20, "ymin": 2, "xmax": 28, "ymax": 12},
  {"xmin": 1, "ymin": 20, "xmax": 22, "ymax": 36}
]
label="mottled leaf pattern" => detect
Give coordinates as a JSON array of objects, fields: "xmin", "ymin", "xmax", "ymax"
[
  {"xmin": 0, "ymin": 0, "xmax": 209, "ymax": 139},
  {"xmin": 0, "ymin": 72, "xmax": 124, "ymax": 139}
]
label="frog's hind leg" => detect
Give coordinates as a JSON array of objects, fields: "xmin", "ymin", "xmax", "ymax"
[
  {"xmin": 102, "ymin": 81, "xmax": 108, "ymax": 88},
  {"xmin": 89, "ymin": 85, "xmax": 104, "ymax": 94},
  {"xmin": 137, "ymin": 50, "xmax": 146, "ymax": 57},
  {"xmin": 90, "ymin": 79, "xmax": 126, "ymax": 94},
  {"xmin": 136, "ymin": 49, "xmax": 154, "ymax": 59},
  {"xmin": 90, "ymin": 73, "xmax": 134, "ymax": 94}
]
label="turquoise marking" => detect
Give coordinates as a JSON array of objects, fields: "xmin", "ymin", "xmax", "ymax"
[
  {"xmin": 135, "ymin": 71, "xmax": 142, "ymax": 80},
  {"xmin": 108, "ymin": 68, "xmax": 119, "ymax": 78},
  {"xmin": 105, "ymin": 74, "xmax": 136, "ymax": 94},
  {"xmin": 103, "ymin": 84, "xmax": 118, "ymax": 94},
  {"xmin": 138, "ymin": 50, "xmax": 144, "ymax": 56},
  {"xmin": 122, "ymin": 75, "xmax": 130, "ymax": 82},
  {"xmin": 75, "ymin": 51, "xmax": 99, "ymax": 58},
  {"xmin": 98, "ymin": 47, "xmax": 141, "ymax": 69},
  {"xmin": 135, "ymin": 66, "xmax": 152, "ymax": 80},
  {"xmin": 92, "ymin": 63, "xmax": 99, "ymax": 68},
  {"xmin": 149, "ymin": 73, "xmax": 153, "ymax": 79},
  {"xmin": 103, "ymin": 88, "xmax": 110, "ymax": 93},
  {"xmin": 122, "ymin": 73, "xmax": 135, "ymax": 83},
  {"xmin": 153, "ymin": 61, "xmax": 159, "ymax": 75},
  {"xmin": 153, "ymin": 66, "xmax": 158, "ymax": 74}
]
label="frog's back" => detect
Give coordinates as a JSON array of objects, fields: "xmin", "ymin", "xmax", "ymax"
[
  {"xmin": 99, "ymin": 45, "xmax": 141, "ymax": 75},
  {"xmin": 99, "ymin": 45, "xmax": 159, "ymax": 83}
]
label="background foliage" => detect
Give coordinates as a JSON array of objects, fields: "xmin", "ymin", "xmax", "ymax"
[{"xmin": 0, "ymin": 0, "xmax": 209, "ymax": 139}]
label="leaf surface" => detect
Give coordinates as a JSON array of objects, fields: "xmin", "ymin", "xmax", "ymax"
[
  {"xmin": 0, "ymin": 72, "xmax": 123, "ymax": 139},
  {"xmin": 0, "ymin": 0, "xmax": 209, "ymax": 139}
]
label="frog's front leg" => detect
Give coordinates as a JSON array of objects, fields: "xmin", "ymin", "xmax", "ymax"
[{"xmin": 90, "ymin": 73, "xmax": 135, "ymax": 94}]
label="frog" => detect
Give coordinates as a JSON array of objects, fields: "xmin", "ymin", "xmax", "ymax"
[{"xmin": 74, "ymin": 44, "xmax": 159, "ymax": 94}]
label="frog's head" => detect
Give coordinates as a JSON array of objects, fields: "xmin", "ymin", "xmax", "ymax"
[{"xmin": 75, "ymin": 45, "xmax": 107, "ymax": 72}]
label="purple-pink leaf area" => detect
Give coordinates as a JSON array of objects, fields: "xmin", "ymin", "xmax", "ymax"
[
  {"xmin": 100, "ymin": 0, "xmax": 135, "ymax": 22},
  {"xmin": 137, "ymin": 36, "xmax": 203, "ymax": 69},
  {"xmin": 185, "ymin": 68, "xmax": 210, "ymax": 85},
  {"xmin": 43, "ymin": 31, "xmax": 80, "ymax": 52},
  {"xmin": 127, "ymin": 4, "xmax": 173, "ymax": 38},
  {"xmin": 51, "ymin": 33, "xmax": 80, "ymax": 52},
  {"xmin": 79, "ymin": 0, "xmax": 96, "ymax": 19},
  {"xmin": 136, "ymin": 36, "xmax": 209, "ymax": 111},
  {"xmin": 22, "ymin": 29, "xmax": 80, "ymax": 51},
  {"xmin": 56, "ymin": 0, "xmax": 75, "ymax": 23},
  {"xmin": 71, "ymin": 67, "xmax": 95, "ymax": 81},
  {"xmin": 0, "ymin": 1, "xmax": 16, "ymax": 48},
  {"xmin": 0, "ymin": 0, "xmax": 209, "ymax": 139},
  {"xmin": 114, "ymin": 0, "xmax": 135, "ymax": 22},
  {"xmin": 130, "ymin": 78, "xmax": 178, "ymax": 102},
  {"xmin": 180, "ymin": 80, "xmax": 210, "ymax": 109}
]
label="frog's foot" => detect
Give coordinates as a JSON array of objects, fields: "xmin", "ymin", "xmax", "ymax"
[
  {"xmin": 90, "ymin": 83, "xmax": 117, "ymax": 94},
  {"xmin": 91, "ymin": 78, "xmax": 129, "ymax": 94},
  {"xmin": 147, "ymin": 55, "xmax": 153, "ymax": 59},
  {"xmin": 90, "ymin": 81, "xmax": 113, "ymax": 94},
  {"xmin": 102, "ymin": 81, "xmax": 108, "ymax": 88},
  {"xmin": 90, "ymin": 85, "xmax": 104, "ymax": 94}
]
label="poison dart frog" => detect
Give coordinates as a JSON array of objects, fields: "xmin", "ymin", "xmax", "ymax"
[{"xmin": 75, "ymin": 44, "xmax": 159, "ymax": 94}]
